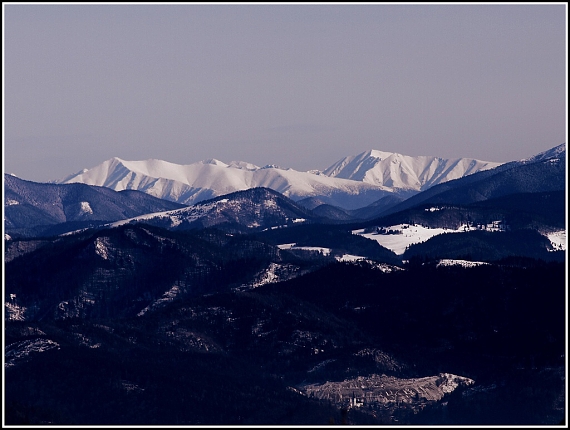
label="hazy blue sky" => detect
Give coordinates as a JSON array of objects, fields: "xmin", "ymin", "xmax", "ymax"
[{"xmin": 3, "ymin": 4, "xmax": 567, "ymax": 182}]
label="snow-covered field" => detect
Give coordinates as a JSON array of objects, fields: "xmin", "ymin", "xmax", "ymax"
[
  {"xmin": 546, "ymin": 230, "xmax": 566, "ymax": 251},
  {"xmin": 353, "ymin": 224, "xmax": 466, "ymax": 255},
  {"xmin": 355, "ymin": 223, "xmax": 566, "ymax": 257}
]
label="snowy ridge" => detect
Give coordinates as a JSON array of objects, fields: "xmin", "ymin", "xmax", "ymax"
[
  {"xmin": 57, "ymin": 156, "xmax": 393, "ymax": 209},
  {"xmin": 240, "ymin": 262, "xmax": 304, "ymax": 289},
  {"xmin": 322, "ymin": 150, "xmax": 502, "ymax": 190},
  {"xmin": 56, "ymin": 148, "xmax": 504, "ymax": 210},
  {"xmin": 300, "ymin": 372, "xmax": 475, "ymax": 405}
]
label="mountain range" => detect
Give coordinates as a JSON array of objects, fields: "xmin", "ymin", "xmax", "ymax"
[
  {"xmin": 5, "ymin": 143, "xmax": 566, "ymax": 240},
  {"xmin": 4, "ymin": 143, "xmax": 566, "ymax": 426},
  {"xmin": 54, "ymin": 149, "xmax": 502, "ymax": 210}
]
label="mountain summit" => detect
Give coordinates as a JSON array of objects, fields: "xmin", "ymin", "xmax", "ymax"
[{"xmin": 322, "ymin": 150, "xmax": 501, "ymax": 190}]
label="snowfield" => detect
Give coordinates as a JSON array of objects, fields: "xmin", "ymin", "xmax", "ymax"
[
  {"xmin": 352, "ymin": 221, "xmax": 512, "ymax": 256},
  {"xmin": 79, "ymin": 201, "xmax": 93, "ymax": 215},
  {"xmin": 353, "ymin": 224, "xmax": 466, "ymax": 255},
  {"xmin": 546, "ymin": 230, "xmax": 566, "ymax": 252}
]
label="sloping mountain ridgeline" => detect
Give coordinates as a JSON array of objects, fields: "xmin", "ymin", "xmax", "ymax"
[
  {"xmin": 55, "ymin": 156, "xmax": 396, "ymax": 210},
  {"xmin": 5, "ymin": 174, "xmax": 185, "ymax": 239}
]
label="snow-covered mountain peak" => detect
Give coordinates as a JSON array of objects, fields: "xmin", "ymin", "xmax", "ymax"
[
  {"xmin": 322, "ymin": 149, "xmax": 502, "ymax": 190},
  {"xmin": 200, "ymin": 158, "xmax": 229, "ymax": 167},
  {"xmin": 366, "ymin": 149, "xmax": 399, "ymax": 160}
]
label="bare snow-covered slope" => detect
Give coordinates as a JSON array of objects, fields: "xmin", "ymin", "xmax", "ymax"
[
  {"xmin": 322, "ymin": 150, "xmax": 502, "ymax": 190},
  {"xmin": 58, "ymin": 157, "xmax": 393, "ymax": 210}
]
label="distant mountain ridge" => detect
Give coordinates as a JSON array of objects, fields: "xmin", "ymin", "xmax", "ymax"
[
  {"xmin": 56, "ymin": 157, "xmax": 394, "ymax": 210},
  {"xmin": 4, "ymin": 174, "xmax": 185, "ymax": 238},
  {"xmin": 54, "ymin": 149, "xmax": 503, "ymax": 210}
]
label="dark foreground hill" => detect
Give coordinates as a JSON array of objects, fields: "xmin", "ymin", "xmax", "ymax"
[{"xmin": 5, "ymin": 246, "xmax": 565, "ymax": 425}]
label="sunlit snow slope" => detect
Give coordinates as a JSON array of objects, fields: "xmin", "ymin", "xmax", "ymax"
[
  {"xmin": 323, "ymin": 150, "xmax": 501, "ymax": 190},
  {"xmin": 58, "ymin": 157, "xmax": 392, "ymax": 209}
]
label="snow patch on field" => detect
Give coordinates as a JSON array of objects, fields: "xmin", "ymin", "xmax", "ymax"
[
  {"xmin": 546, "ymin": 230, "xmax": 566, "ymax": 251},
  {"xmin": 353, "ymin": 224, "xmax": 466, "ymax": 255}
]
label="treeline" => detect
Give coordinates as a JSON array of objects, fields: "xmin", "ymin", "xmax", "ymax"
[
  {"xmin": 255, "ymin": 224, "xmax": 401, "ymax": 265},
  {"xmin": 403, "ymin": 229, "xmax": 564, "ymax": 263}
]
